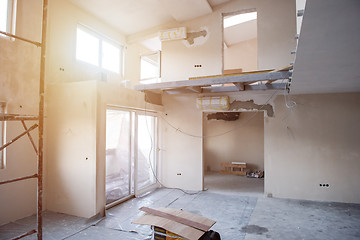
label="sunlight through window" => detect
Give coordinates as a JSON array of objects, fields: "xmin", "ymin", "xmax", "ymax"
[
  {"xmin": 224, "ymin": 11, "xmax": 257, "ymax": 28},
  {"xmin": 0, "ymin": 0, "xmax": 8, "ymax": 32},
  {"xmin": 102, "ymin": 41, "xmax": 120, "ymax": 73},
  {"xmin": 76, "ymin": 28, "xmax": 99, "ymax": 66}
]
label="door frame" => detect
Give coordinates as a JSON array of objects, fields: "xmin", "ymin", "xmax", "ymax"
[{"xmin": 105, "ymin": 106, "xmax": 159, "ymax": 209}]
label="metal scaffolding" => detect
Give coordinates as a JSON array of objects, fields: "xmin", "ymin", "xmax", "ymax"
[{"xmin": 0, "ymin": 0, "xmax": 48, "ymax": 239}]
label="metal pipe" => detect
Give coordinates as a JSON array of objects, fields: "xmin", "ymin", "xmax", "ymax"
[
  {"xmin": 0, "ymin": 30, "xmax": 41, "ymax": 47},
  {"xmin": 0, "ymin": 124, "xmax": 38, "ymax": 152},
  {"xmin": 21, "ymin": 121, "xmax": 38, "ymax": 155},
  {"xmin": 11, "ymin": 229, "xmax": 37, "ymax": 240},
  {"xmin": 38, "ymin": 0, "xmax": 48, "ymax": 239},
  {"xmin": 0, "ymin": 174, "xmax": 38, "ymax": 185}
]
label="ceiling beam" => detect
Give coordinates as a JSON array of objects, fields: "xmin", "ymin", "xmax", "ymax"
[
  {"xmin": 186, "ymin": 86, "xmax": 203, "ymax": 93},
  {"xmin": 134, "ymin": 71, "xmax": 290, "ymax": 92},
  {"xmin": 234, "ymin": 83, "xmax": 244, "ymax": 91}
]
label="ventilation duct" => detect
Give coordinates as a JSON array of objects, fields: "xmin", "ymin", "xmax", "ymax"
[{"xmin": 196, "ymin": 96, "xmax": 230, "ymax": 110}]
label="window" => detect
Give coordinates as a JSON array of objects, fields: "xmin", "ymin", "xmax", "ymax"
[
  {"xmin": 0, "ymin": 0, "xmax": 17, "ymax": 37},
  {"xmin": 0, "ymin": 102, "xmax": 6, "ymax": 169},
  {"xmin": 76, "ymin": 25, "xmax": 123, "ymax": 74},
  {"xmin": 140, "ymin": 51, "xmax": 161, "ymax": 84}
]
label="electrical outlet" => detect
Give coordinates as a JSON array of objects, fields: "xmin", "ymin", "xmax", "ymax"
[
  {"xmin": 194, "ymin": 64, "xmax": 202, "ymax": 68},
  {"xmin": 319, "ymin": 183, "xmax": 330, "ymax": 188},
  {"xmin": 177, "ymin": 173, "xmax": 182, "ymax": 176}
]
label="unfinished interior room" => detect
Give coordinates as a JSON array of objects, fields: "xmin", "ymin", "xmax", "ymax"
[{"xmin": 1, "ymin": 0, "xmax": 360, "ymax": 239}]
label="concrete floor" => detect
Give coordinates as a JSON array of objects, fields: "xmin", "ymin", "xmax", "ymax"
[{"xmin": 1, "ymin": 174, "xmax": 360, "ymax": 240}]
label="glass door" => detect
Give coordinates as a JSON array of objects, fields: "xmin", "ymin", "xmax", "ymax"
[
  {"xmin": 105, "ymin": 109, "xmax": 132, "ymax": 204},
  {"xmin": 136, "ymin": 113, "xmax": 158, "ymax": 192}
]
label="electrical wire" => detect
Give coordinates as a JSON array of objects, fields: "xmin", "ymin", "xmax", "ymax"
[
  {"xmin": 147, "ymin": 87, "xmax": 282, "ymax": 139},
  {"xmin": 142, "ymin": 104, "xmax": 201, "ymax": 195},
  {"xmin": 142, "ymin": 85, "xmax": 284, "ymax": 195}
]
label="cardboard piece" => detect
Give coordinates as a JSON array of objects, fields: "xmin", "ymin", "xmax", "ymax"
[{"xmin": 132, "ymin": 207, "xmax": 216, "ymax": 240}]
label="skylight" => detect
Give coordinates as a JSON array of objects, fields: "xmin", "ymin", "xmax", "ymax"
[{"xmin": 224, "ymin": 12, "xmax": 257, "ymax": 28}]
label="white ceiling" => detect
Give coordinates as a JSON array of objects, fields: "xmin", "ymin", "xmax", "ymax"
[{"xmin": 68, "ymin": 0, "xmax": 231, "ymax": 36}]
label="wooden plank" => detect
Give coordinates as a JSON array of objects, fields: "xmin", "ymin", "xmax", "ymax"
[
  {"xmin": 223, "ymin": 68, "xmax": 243, "ymax": 75},
  {"xmin": 0, "ymin": 174, "xmax": 38, "ymax": 185},
  {"xmin": 134, "ymin": 71, "xmax": 290, "ymax": 92},
  {"xmin": 21, "ymin": 121, "xmax": 38, "ymax": 155},
  {"xmin": 0, "ymin": 113, "xmax": 39, "ymax": 121},
  {"xmin": 0, "ymin": 124, "xmax": 38, "ymax": 152},
  {"xmin": 12, "ymin": 229, "xmax": 37, "ymax": 240},
  {"xmin": 139, "ymin": 207, "xmax": 211, "ymax": 232},
  {"xmin": 0, "ymin": 30, "xmax": 41, "ymax": 47},
  {"xmin": 133, "ymin": 213, "xmax": 205, "ymax": 240}
]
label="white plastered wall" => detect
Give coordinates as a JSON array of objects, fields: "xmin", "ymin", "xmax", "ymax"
[
  {"xmin": 204, "ymin": 112, "xmax": 264, "ymax": 172},
  {"xmin": 45, "ymin": 0, "xmax": 163, "ymax": 218},
  {"xmin": 158, "ymin": 0, "xmax": 296, "ymax": 191},
  {"xmin": 161, "ymin": 0, "xmax": 296, "ymax": 82},
  {"xmin": 0, "ymin": 0, "xmax": 42, "ymax": 225},
  {"xmin": 265, "ymin": 93, "xmax": 360, "ymax": 204},
  {"xmin": 160, "ymin": 94, "xmax": 203, "ymax": 191},
  {"xmin": 224, "ymin": 38, "xmax": 258, "ymax": 72}
]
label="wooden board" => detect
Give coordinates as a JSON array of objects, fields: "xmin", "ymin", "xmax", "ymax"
[
  {"xmin": 221, "ymin": 162, "xmax": 247, "ymax": 176},
  {"xmin": 132, "ymin": 207, "xmax": 216, "ymax": 240}
]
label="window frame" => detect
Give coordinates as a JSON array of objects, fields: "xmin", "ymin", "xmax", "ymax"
[
  {"xmin": 76, "ymin": 24, "xmax": 124, "ymax": 75},
  {"xmin": 140, "ymin": 51, "xmax": 161, "ymax": 84},
  {"xmin": 0, "ymin": 0, "xmax": 17, "ymax": 38}
]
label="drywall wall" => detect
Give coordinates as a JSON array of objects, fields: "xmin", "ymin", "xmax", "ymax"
[
  {"xmin": 46, "ymin": 0, "xmax": 126, "ymax": 85},
  {"xmin": 160, "ymin": 0, "xmax": 296, "ymax": 82},
  {"xmin": 204, "ymin": 112, "xmax": 264, "ymax": 172},
  {"xmin": 0, "ymin": 0, "xmax": 42, "ymax": 225},
  {"xmin": 161, "ymin": 94, "xmax": 203, "ymax": 191},
  {"xmin": 224, "ymin": 38, "xmax": 258, "ymax": 72},
  {"xmin": 46, "ymin": 81, "xmax": 98, "ymax": 218},
  {"xmin": 265, "ymin": 93, "xmax": 360, "ymax": 204},
  {"xmin": 45, "ymin": 0, "xmax": 163, "ymax": 218},
  {"xmin": 291, "ymin": 0, "xmax": 360, "ymax": 94}
]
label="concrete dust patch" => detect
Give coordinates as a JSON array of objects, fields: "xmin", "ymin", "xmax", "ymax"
[{"xmin": 242, "ymin": 225, "xmax": 268, "ymax": 235}]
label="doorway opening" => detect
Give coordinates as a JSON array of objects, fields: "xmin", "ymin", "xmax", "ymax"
[
  {"xmin": 105, "ymin": 107, "xmax": 159, "ymax": 206},
  {"xmin": 203, "ymin": 111, "xmax": 264, "ymax": 196},
  {"xmin": 223, "ymin": 9, "xmax": 258, "ymax": 74}
]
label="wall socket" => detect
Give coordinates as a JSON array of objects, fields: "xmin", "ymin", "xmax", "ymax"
[
  {"xmin": 319, "ymin": 183, "xmax": 330, "ymax": 188},
  {"xmin": 177, "ymin": 173, "xmax": 182, "ymax": 176},
  {"xmin": 194, "ymin": 64, "xmax": 202, "ymax": 68}
]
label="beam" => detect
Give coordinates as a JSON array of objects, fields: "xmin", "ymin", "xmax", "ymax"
[
  {"xmin": 0, "ymin": 31, "xmax": 41, "ymax": 47},
  {"xmin": 11, "ymin": 229, "xmax": 37, "ymax": 240},
  {"xmin": 21, "ymin": 121, "xmax": 38, "ymax": 155},
  {"xmin": 0, "ymin": 114, "xmax": 39, "ymax": 121},
  {"xmin": 38, "ymin": 0, "xmax": 49, "ymax": 238},
  {"xmin": 234, "ymin": 83, "xmax": 244, "ymax": 91},
  {"xmin": 134, "ymin": 71, "xmax": 290, "ymax": 92},
  {"xmin": 199, "ymin": 83, "xmax": 287, "ymax": 94},
  {"xmin": 186, "ymin": 86, "xmax": 203, "ymax": 93},
  {"xmin": 0, "ymin": 174, "xmax": 38, "ymax": 185},
  {"xmin": 0, "ymin": 124, "xmax": 38, "ymax": 152}
]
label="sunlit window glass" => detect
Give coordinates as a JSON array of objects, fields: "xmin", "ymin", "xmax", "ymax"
[
  {"xmin": 76, "ymin": 28, "xmax": 99, "ymax": 66},
  {"xmin": 102, "ymin": 41, "xmax": 120, "ymax": 73}
]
